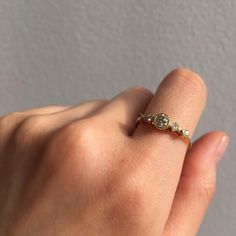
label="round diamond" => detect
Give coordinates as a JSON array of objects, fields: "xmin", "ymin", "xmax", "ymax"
[
  {"xmin": 145, "ymin": 114, "xmax": 153, "ymax": 123},
  {"xmin": 154, "ymin": 113, "xmax": 170, "ymax": 130},
  {"xmin": 171, "ymin": 122, "xmax": 179, "ymax": 132},
  {"xmin": 182, "ymin": 130, "xmax": 190, "ymax": 137}
]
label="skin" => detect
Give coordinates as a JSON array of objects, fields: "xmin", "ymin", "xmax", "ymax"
[{"xmin": 0, "ymin": 68, "xmax": 229, "ymax": 236}]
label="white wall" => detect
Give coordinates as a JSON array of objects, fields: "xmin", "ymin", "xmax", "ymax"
[{"xmin": 0, "ymin": 1, "xmax": 235, "ymax": 235}]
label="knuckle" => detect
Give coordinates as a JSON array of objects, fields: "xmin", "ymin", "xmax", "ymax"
[
  {"xmin": 95, "ymin": 98, "xmax": 109, "ymax": 104},
  {"xmin": 13, "ymin": 115, "xmax": 48, "ymax": 144},
  {"xmin": 79, "ymin": 98, "xmax": 108, "ymax": 107},
  {"xmin": 0, "ymin": 112, "xmax": 26, "ymax": 141},
  {"xmin": 198, "ymin": 177, "xmax": 216, "ymax": 202},
  {"xmin": 0, "ymin": 112, "xmax": 24, "ymax": 127},
  {"xmin": 127, "ymin": 86, "xmax": 153, "ymax": 97},
  {"xmin": 50, "ymin": 118, "xmax": 99, "ymax": 156},
  {"xmin": 170, "ymin": 68, "xmax": 207, "ymax": 92},
  {"xmin": 43, "ymin": 118, "xmax": 101, "ymax": 175},
  {"xmin": 179, "ymin": 175, "xmax": 216, "ymax": 203},
  {"xmin": 19, "ymin": 116, "xmax": 46, "ymax": 132}
]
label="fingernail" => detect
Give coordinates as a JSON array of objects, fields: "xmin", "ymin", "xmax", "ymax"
[{"xmin": 216, "ymin": 135, "xmax": 229, "ymax": 162}]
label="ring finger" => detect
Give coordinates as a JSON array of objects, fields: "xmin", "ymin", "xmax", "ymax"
[{"xmin": 133, "ymin": 68, "xmax": 207, "ymax": 231}]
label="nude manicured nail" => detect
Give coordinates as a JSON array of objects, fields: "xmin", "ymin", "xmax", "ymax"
[{"xmin": 216, "ymin": 135, "xmax": 229, "ymax": 162}]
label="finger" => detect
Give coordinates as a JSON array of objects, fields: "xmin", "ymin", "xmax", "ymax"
[
  {"xmin": 0, "ymin": 106, "xmax": 69, "ymax": 126},
  {"xmin": 94, "ymin": 87, "xmax": 153, "ymax": 135},
  {"xmin": 26, "ymin": 99, "xmax": 109, "ymax": 133},
  {"xmin": 164, "ymin": 132, "xmax": 229, "ymax": 236},
  {"xmin": 21, "ymin": 106, "xmax": 70, "ymax": 115},
  {"xmin": 0, "ymin": 106, "xmax": 68, "ymax": 118},
  {"xmin": 132, "ymin": 68, "xmax": 207, "ymax": 225},
  {"xmin": 134, "ymin": 68, "xmax": 207, "ymax": 146},
  {"xmin": 21, "ymin": 98, "xmax": 109, "ymax": 116},
  {"xmin": 0, "ymin": 100, "xmax": 108, "ymax": 142},
  {"xmin": 44, "ymin": 99, "xmax": 108, "ymax": 120}
]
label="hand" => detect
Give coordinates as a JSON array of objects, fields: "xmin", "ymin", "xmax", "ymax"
[{"xmin": 0, "ymin": 68, "xmax": 229, "ymax": 236}]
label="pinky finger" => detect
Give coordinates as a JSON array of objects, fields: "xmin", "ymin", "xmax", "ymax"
[{"xmin": 163, "ymin": 131, "xmax": 229, "ymax": 236}]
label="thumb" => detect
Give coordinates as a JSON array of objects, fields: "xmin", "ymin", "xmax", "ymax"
[{"xmin": 164, "ymin": 131, "xmax": 229, "ymax": 236}]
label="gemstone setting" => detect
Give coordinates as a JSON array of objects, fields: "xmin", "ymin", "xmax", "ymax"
[
  {"xmin": 171, "ymin": 122, "xmax": 179, "ymax": 132},
  {"xmin": 182, "ymin": 129, "xmax": 190, "ymax": 137},
  {"xmin": 144, "ymin": 114, "xmax": 154, "ymax": 123},
  {"xmin": 154, "ymin": 113, "xmax": 170, "ymax": 130}
]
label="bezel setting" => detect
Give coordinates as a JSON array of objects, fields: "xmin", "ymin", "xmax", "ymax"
[
  {"xmin": 136, "ymin": 112, "xmax": 191, "ymax": 149},
  {"xmin": 154, "ymin": 113, "xmax": 170, "ymax": 130},
  {"xmin": 144, "ymin": 114, "xmax": 154, "ymax": 124},
  {"xmin": 171, "ymin": 122, "xmax": 179, "ymax": 132}
]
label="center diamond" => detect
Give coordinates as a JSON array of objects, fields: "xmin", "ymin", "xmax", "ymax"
[{"xmin": 154, "ymin": 113, "xmax": 170, "ymax": 130}]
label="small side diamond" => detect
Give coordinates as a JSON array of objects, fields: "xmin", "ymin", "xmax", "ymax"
[
  {"xmin": 145, "ymin": 114, "xmax": 153, "ymax": 123},
  {"xmin": 171, "ymin": 122, "xmax": 179, "ymax": 132},
  {"xmin": 182, "ymin": 130, "xmax": 190, "ymax": 137}
]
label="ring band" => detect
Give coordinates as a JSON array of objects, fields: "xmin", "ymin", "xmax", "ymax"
[{"xmin": 136, "ymin": 112, "xmax": 192, "ymax": 149}]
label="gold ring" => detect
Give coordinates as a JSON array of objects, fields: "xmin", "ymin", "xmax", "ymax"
[{"xmin": 136, "ymin": 112, "xmax": 191, "ymax": 149}]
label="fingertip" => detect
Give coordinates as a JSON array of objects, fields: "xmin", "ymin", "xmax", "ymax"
[
  {"xmin": 183, "ymin": 131, "xmax": 229, "ymax": 176},
  {"xmin": 163, "ymin": 68, "xmax": 208, "ymax": 104},
  {"xmin": 164, "ymin": 131, "xmax": 228, "ymax": 235},
  {"xmin": 189, "ymin": 131, "xmax": 229, "ymax": 158}
]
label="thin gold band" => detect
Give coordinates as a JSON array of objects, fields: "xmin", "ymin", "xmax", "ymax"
[{"xmin": 136, "ymin": 112, "xmax": 192, "ymax": 149}]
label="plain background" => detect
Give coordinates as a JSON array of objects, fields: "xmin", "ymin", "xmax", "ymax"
[{"xmin": 0, "ymin": 1, "xmax": 235, "ymax": 235}]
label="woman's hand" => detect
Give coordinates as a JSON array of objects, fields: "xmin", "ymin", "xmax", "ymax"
[{"xmin": 0, "ymin": 68, "xmax": 229, "ymax": 236}]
